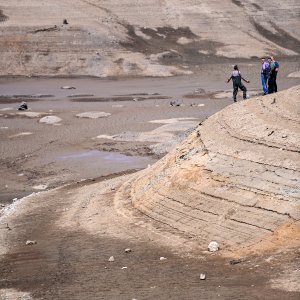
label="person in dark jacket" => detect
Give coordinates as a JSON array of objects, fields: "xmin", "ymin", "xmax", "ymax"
[
  {"xmin": 270, "ymin": 56, "xmax": 279, "ymax": 93},
  {"xmin": 267, "ymin": 57, "xmax": 277, "ymax": 94},
  {"xmin": 226, "ymin": 65, "xmax": 250, "ymax": 102}
]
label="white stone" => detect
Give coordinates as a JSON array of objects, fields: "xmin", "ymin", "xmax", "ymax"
[
  {"xmin": 208, "ymin": 241, "xmax": 219, "ymax": 252},
  {"xmin": 159, "ymin": 257, "xmax": 167, "ymax": 261},
  {"xmin": 26, "ymin": 240, "xmax": 37, "ymax": 245},
  {"xmin": 76, "ymin": 112, "xmax": 111, "ymax": 119},
  {"xmin": 33, "ymin": 184, "xmax": 48, "ymax": 190},
  {"xmin": 39, "ymin": 116, "xmax": 62, "ymax": 125},
  {"xmin": 108, "ymin": 256, "xmax": 115, "ymax": 262},
  {"xmin": 200, "ymin": 273, "xmax": 206, "ymax": 280},
  {"xmin": 61, "ymin": 86, "xmax": 76, "ymax": 89}
]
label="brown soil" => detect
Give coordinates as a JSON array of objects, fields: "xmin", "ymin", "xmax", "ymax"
[{"xmin": 0, "ymin": 177, "xmax": 299, "ymax": 300}]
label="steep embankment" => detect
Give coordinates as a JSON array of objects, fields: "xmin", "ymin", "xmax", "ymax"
[
  {"xmin": 0, "ymin": 0, "xmax": 299, "ymax": 77},
  {"xmin": 115, "ymin": 86, "xmax": 300, "ymax": 251}
]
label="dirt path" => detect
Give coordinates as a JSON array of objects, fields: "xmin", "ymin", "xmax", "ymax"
[{"xmin": 0, "ymin": 174, "xmax": 299, "ymax": 300}]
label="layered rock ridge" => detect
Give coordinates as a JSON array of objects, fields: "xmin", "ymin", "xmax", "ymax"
[{"xmin": 115, "ymin": 86, "xmax": 300, "ymax": 249}]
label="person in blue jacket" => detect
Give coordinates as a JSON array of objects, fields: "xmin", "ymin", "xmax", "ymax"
[
  {"xmin": 261, "ymin": 57, "xmax": 270, "ymax": 95},
  {"xmin": 226, "ymin": 65, "xmax": 250, "ymax": 102}
]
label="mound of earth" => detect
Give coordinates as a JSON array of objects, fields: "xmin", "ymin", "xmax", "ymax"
[
  {"xmin": 115, "ymin": 85, "xmax": 300, "ymax": 252},
  {"xmin": 0, "ymin": 0, "xmax": 299, "ymax": 77}
]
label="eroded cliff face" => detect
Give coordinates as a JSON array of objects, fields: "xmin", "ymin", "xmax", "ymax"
[
  {"xmin": 115, "ymin": 86, "xmax": 300, "ymax": 251},
  {"xmin": 0, "ymin": 0, "xmax": 299, "ymax": 77}
]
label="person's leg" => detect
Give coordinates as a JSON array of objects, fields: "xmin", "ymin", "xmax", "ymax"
[
  {"xmin": 274, "ymin": 73, "xmax": 278, "ymax": 92},
  {"xmin": 261, "ymin": 74, "xmax": 268, "ymax": 94},
  {"xmin": 233, "ymin": 85, "xmax": 238, "ymax": 102},
  {"xmin": 240, "ymin": 84, "xmax": 247, "ymax": 99},
  {"xmin": 268, "ymin": 77, "xmax": 274, "ymax": 94}
]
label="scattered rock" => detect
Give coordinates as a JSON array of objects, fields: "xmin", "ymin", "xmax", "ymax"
[
  {"xmin": 18, "ymin": 101, "xmax": 28, "ymax": 111},
  {"xmin": 33, "ymin": 184, "xmax": 48, "ymax": 190},
  {"xmin": 170, "ymin": 100, "xmax": 182, "ymax": 107},
  {"xmin": 267, "ymin": 130, "xmax": 274, "ymax": 136},
  {"xmin": 61, "ymin": 86, "xmax": 76, "ymax": 90},
  {"xmin": 229, "ymin": 258, "xmax": 243, "ymax": 265},
  {"xmin": 39, "ymin": 116, "xmax": 62, "ymax": 125},
  {"xmin": 1, "ymin": 204, "xmax": 5, "ymax": 207},
  {"xmin": 125, "ymin": 248, "xmax": 132, "ymax": 253},
  {"xmin": 159, "ymin": 257, "xmax": 167, "ymax": 261},
  {"xmin": 121, "ymin": 266, "xmax": 127, "ymax": 269},
  {"xmin": 108, "ymin": 256, "xmax": 115, "ymax": 262},
  {"xmin": 63, "ymin": 19, "xmax": 68, "ymax": 25},
  {"xmin": 75, "ymin": 112, "xmax": 111, "ymax": 119},
  {"xmin": 271, "ymin": 98, "xmax": 276, "ymax": 104},
  {"xmin": 200, "ymin": 273, "xmax": 206, "ymax": 280},
  {"xmin": 194, "ymin": 88, "xmax": 205, "ymax": 94},
  {"xmin": 26, "ymin": 240, "xmax": 37, "ymax": 245},
  {"xmin": 208, "ymin": 241, "xmax": 219, "ymax": 252},
  {"xmin": 282, "ymin": 134, "xmax": 288, "ymax": 138}
]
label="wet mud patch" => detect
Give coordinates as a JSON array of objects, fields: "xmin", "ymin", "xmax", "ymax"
[
  {"xmin": 69, "ymin": 95, "xmax": 170, "ymax": 102},
  {"xmin": 29, "ymin": 26, "xmax": 60, "ymax": 34},
  {"xmin": 0, "ymin": 10, "xmax": 8, "ymax": 22},
  {"xmin": 120, "ymin": 25, "xmax": 226, "ymax": 65},
  {"xmin": 232, "ymin": 0, "xmax": 244, "ymax": 8},
  {"xmin": 0, "ymin": 95, "xmax": 54, "ymax": 104},
  {"xmin": 252, "ymin": 20, "xmax": 300, "ymax": 53},
  {"xmin": 95, "ymin": 140, "xmax": 159, "ymax": 159},
  {"xmin": 252, "ymin": 3, "xmax": 263, "ymax": 10}
]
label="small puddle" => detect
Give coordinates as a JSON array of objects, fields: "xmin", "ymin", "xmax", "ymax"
[{"xmin": 56, "ymin": 150, "xmax": 155, "ymax": 172}]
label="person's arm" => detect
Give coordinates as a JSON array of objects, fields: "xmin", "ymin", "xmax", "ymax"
[
  {"xmin": 241, "ymin": 75, "xmax": 250, "ymax": 83},
  {"xmin": 226, "ymin": 74, "xmax": 232, "ymax": 83}
]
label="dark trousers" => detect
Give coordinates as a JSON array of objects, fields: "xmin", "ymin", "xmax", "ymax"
[
  {"xmin": 268, "ymin": 75, "xmax": 276, "ymax": 94},
  {"xmin": 274, "ymin": 72, "xmax": 278, "ymax": 93},
  {"xmin": 233, "ymin": 84, "xmax": 247, "ymax": 101}
]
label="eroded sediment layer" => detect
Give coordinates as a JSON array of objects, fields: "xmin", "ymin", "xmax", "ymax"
[
  {"xmin": 115, "ymin": 85, "xmax": 300, "ymax": 250},
  {"xmin": 0, "ymin": 0, "xmax": 299, "ymax": 77}
]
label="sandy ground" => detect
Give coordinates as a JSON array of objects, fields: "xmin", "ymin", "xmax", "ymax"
[
  {"xmin": 0, "ymin": 174, "xmax": 299, "ymax": 300},
  {"xmin": 0, "ymin": 62, "xmax": 300, "ymax": 299}
]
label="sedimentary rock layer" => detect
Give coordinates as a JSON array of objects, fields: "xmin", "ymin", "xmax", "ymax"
[
  {"xmin": 116, "ymin": 86, "xmax": 300, "ymax": 249},
  {"xmin": 0, "ymin": 0, "xmax": 299, "ymax": 77}
]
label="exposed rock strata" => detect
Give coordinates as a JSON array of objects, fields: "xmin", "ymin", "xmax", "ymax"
[
  {"xmin": 0, "ymin": 0, "xmax": 299, "ymax": 77},
  {"xmin": 115, "ymin": 86, "xmax": 300, "ymax": 250}
]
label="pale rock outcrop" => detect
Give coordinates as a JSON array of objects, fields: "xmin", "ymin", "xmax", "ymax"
[{"xmin": 115, "ymin": 85, "xmax": 300, "ymax": 250}]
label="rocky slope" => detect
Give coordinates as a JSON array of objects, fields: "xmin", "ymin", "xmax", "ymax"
[
  {"xmin": 0, "ymin": 0, "xmax": 299, "ymax": 77},
  {"xmin": 115, "ymin": 85, "xmax": 300, "ymax": 251}
]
